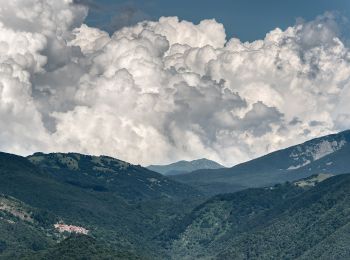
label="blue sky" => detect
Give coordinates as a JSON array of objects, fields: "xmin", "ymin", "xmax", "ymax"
[{"xmin": 84, "ymin": 0, "xmax": 350, "ymax": 41}]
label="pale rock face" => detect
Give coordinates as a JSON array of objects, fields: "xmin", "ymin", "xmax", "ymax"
[
  {"xmin": 287, "ymin": 138, "xmax": 347, "ymax": 170},
  {"xmin": 287, "ymin": 160, "xmax": 311, "ymax": 170},
  {"xmin": 310, "ymin": 140, "xmax": 346, "ymax": 160}
]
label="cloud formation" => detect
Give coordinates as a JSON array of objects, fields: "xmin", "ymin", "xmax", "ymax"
[{"xmin": 1, "ymin": 1, "xmax": 350, "ymax": 166}]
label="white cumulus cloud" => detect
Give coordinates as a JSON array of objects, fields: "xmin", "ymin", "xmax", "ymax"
[{"xmin": 1, "ymin": 1, "xmax": 350, "ymax": 166}]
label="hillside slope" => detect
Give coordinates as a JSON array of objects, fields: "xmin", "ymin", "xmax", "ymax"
[
  {"xmin": 0, "ymin": 152, "xmax": 202, "ymax": 259},
  {"xmin": 169, "ymin": 173, "xmax": 350, "ymax": 259},
  {"xmin": 0, "ymin": 194, "xmax": 57, "ymax": 259},
  {"xmin": 172, "ymin": 130, "xmax": 350, "ymax": 194},
  {"xmin": 28, "ymin": 153, "xmax": 200, "ymax": 201}
]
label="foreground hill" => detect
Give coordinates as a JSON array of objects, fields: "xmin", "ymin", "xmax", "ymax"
[
  {"xmin": 147, "ymin": 158, "xmax": 225, "ymax": 176},
  {"xmin": 172, "ymin": 130, "xmax": 350, "ymax": 194},
  {"xmin": 168, "ymin": 173, "xmax": 350, "ymax": 259},
  {"xmin": 0, "ymin": 152, "xmax": 203, "ymax": 259}
]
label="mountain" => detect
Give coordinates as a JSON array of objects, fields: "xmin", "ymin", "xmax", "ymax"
[
  {"xmin": 172, "ymin": 130, "xmax": 350, "ymax": 195},
  {"xmin": 0, "ymin": 152, "xmax": 203, "ymax": 259},
  {"xmin": 147, "ymin": 158, "xmax": 225, "ymax": 176},
  {"xmin": 2, "ymin": 148, "xmax": 350, "ymax": 258},
  {"xmin": 28, "ymin": 152, "xmax": 201, "ymax": 201},
  {"xmin": 168, "ymin": 173, "xmax": 350, "ymax": 259}
]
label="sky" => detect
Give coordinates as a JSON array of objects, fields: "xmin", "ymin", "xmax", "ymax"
[
  {"xmin": 1, "ymin": 0, "xmax": 350, "ymax": 166},
  {"xmin": 84, "ymin": 0, "xmax": 350, "ymax": 41}
]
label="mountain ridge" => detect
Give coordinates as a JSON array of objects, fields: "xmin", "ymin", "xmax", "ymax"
[
  {"xmin": 172, "ymin": 130, "xmax": 350, "ymax": 195},
  {"xmin": 147, "ymin": 158, "xmax": 225, "ymax": 176}
]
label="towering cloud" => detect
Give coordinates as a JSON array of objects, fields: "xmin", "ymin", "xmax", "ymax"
[{"xmin": 0, "ymin": 1, "xmax": 349, "ymax": 166}]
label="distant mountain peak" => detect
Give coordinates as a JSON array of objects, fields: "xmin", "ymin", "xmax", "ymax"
[{"xmin": 147, "ymin": 158, "xmax": 225, "ymax": 176}]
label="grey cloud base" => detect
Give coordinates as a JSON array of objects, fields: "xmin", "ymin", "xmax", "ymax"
[{"xmin": 0, "ymin": 1, "xmax": 349, "ymax": 166}]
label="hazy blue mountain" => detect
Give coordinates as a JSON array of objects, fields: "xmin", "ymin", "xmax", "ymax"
[
  {"xmin": 172, "ymin": 130, "xmax": 350, "ymax": 195},
  {"xmin": 147, "ymin": 158, "xmax": 225, "ymax": 176},
  {"xmin": 168, "ymin": 173, "xmax": 350, "ymax": 259}
]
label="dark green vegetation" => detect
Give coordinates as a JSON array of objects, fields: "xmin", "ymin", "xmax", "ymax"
[
  {"xmin": 169, "ymin": 173, "xmax": 350, "ymax": 259},
  {"xmin": 28, "ymin": 153, "xmax": 199, "ymax": 201},
  {"xmin": 0, "ymin": 152, "xmax": 203, "ymax": 259},
  {"xmin": 147, "ymin": 158, "xmax": 225, "ymax": 176},
  {"xmin": 0, "ymin": 194, "xmax": 56, "ymax": 259},
  {"xmin": 173, "ymin": 130, "xmax": 350, "ymax": 195},
  {"xmin": 1, "ymin": 131, "xmax": 350, "ymax": 259},
  {"xmin": 24, "ymin": 235, "xmax": 141, "ymax": 260}
]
